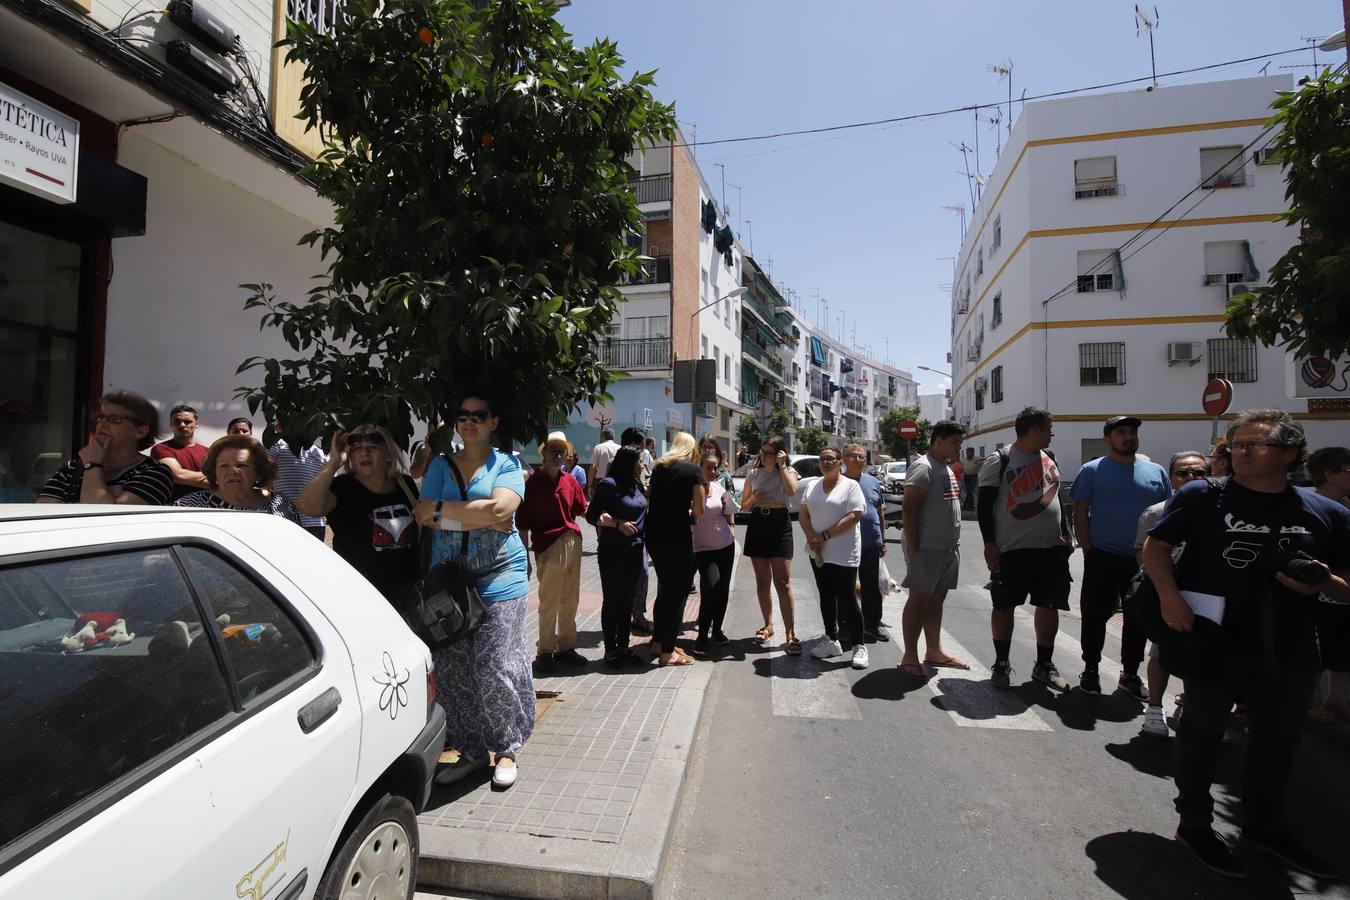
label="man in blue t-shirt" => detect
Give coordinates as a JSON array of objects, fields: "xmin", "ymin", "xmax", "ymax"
[
  {"xmin": 1070, "ymin": 416, "xmax": 1170, "ymax": 698},
  {"xmin": 844, "ymin": 444, "xmax": 889, "ymax": 641},
  {"xmin": 1143, "ymin": 410, "xmax": 1350, "ymax": 879}
]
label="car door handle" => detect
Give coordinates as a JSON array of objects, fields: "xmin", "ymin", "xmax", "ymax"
[{"xmin": 297, "ymin": 687, "xmax": 341, "ymax": 733}]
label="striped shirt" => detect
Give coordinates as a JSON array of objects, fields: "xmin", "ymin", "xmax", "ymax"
[
  {"xmin": 39, "ymin": 456, "xmax": 174, "ymax": 505},
  {"xmin": 175, "ymin": 489, "xmax": 301, "ymax": 524},
  {"xmin": 267, "ymin": 439, "xmax": 329, "ymax": 528}
]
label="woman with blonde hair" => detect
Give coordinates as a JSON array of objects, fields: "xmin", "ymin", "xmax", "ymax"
[
  {"xmin": 299, "ymin": 424, "xmax": 421, "ymax": 604},
  {"xmin": 645, "ymin": 431, "xmax": 707, "ymax": 666},
  {"xmin": 175, "ymin": 435, "xmax": 300, "ymax": 524}
]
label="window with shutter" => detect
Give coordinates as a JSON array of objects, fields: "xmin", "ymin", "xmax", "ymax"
[{"xmin": 1200, "ymin": 146, "xmax": 1246, "ymax": 188}]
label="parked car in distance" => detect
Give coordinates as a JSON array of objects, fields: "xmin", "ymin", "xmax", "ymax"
[
  {"xmin": 881, "ymin": 461, "xmax": 908, "ymax": 493},
  {"xmin": 0, "ymin": 504, "xmax": 445, "ymax": 900},
  {"xmin": 730, "ymin": 454, "xmax": 820, "ymax": 522}
]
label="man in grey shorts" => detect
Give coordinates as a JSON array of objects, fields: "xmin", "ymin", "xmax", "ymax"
[{"xmin": 897, "ymin": 419, "xmax": 968, "ymax": 678}]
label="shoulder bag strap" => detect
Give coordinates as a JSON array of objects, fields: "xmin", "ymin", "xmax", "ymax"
[{"xmin": 445, "ymin": 454, "xmax": 471, "ymax": 554}]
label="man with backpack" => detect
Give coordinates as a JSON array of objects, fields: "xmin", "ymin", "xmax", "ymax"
[
  {"xmin": 1143, "ymin": 410, "xmax": 1350, "ymax": 879},
  {"xmin": 977, "ymin": 406, "xmax": 1073, "ymax": 691}
]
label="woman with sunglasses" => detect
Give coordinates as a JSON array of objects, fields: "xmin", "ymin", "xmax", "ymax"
[
  {"xmin": 741, "ymin": 436, "xmax": 800, "ymax": 654},
  {"xmin": 414, "ymin": 393, "xmax": 531, "ymax": 790},
  {"xmin": 299, "ymin": 425, "xmax": 420, "ymax": 605},
  {"xmin": 587, "ymin": 444, "xmax": 648, "ymax": 667},
  {"xmin": 800, "ymin": 447, "xmax": 869, "ymax": 670},
  {"xmin": 646, "ymin": 432, "xmax": 707, "ymax": 666}
]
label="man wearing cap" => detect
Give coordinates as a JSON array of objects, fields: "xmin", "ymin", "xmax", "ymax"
[
  {"xmin": 1071, "ymin": 415, "xmax": 1171, "ymax": 697},
  {"xmin": 518, "ymin": 431, "xmax": 589, "ymax": 674}
]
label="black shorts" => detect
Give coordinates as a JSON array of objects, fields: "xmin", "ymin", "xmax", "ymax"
[
  {"xmin": 744, "ymin": 508, "xmax": 794, "ymax": 558},
  {"xmin": 991, "ymin": 547, "xmax": 1071, "ymax": 611}
]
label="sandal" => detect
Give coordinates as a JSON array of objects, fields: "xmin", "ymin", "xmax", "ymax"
[
  {"xmin": 659, "ymin": 653, "xmax": 696, "ymax": 667},
  {"xmin": 923, "ymin": 654, "xmax": 971, "ymax": 670},
  {"xmin": 754, "ymin": 624, "xmax": 775, "ymax": 644},
  {"xmin": 785, "ymin": 637, "xmax": 802, "ymax": 656},
  {"xmin": 898, "ymin": 661, "xmax": 931, "ymax": 680}
]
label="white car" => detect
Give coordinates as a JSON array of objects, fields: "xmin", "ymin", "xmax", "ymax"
[
  {"xmin": 730, "ymin": 455, "xmax": 820, "ymax": 521},
  {"xmin": 881, "ymin": 461, "xmax": 909, "ymax": 493},
  {"xmin": 0, "ymin": 504, "xmax": 445, "ymax": 900}
]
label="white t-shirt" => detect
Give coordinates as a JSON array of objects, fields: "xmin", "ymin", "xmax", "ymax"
[
  {"xmin": 803, "ymin": 476, "xmax": 867, "ymax": 567},
  {"xmin": 591, "ymin": 440, "xmax": 620, "ymax": 482}
]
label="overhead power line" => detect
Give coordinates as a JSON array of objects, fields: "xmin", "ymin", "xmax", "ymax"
[{"xmin": 679, "ymin": 47, "xmax": 1311, "ymax": 149}]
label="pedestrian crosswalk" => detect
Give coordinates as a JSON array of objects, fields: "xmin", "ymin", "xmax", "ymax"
[{"xmin": 764, "ymin": 580, "xmax": 1173, "ymax": 734}]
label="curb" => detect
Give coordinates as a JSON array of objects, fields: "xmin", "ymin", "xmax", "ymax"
[{"xmin": 418, "ymin": 650, "xmax": 714, "ymax": 900}]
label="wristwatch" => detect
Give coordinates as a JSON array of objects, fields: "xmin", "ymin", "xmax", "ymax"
[
  {"xmin": 432, "ymin": 501, "xmax": 443, "ymax": 523},
  {"xmin": 82, "ymin": 462, "xmax": 104, "ymax": 471}
]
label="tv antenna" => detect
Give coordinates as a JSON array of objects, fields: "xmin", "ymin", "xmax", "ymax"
[
  {"xmin": 987, "ymin": 60, "xmax": 1013, "ymax": 138},
  {"xmin": 942, "ymin": 204, "xmax": 967, "ymax": 243},
  {"xmin": 1135, "ymin": 5, "xmax": 1160, "ymax": 87},
  {"xmin": 951, "ymin": 142, "xmax": 977, "ymax": 208},
  {"xmin": 1279, "ymin": 36, "xmax": 1325, "ymax": 73}
]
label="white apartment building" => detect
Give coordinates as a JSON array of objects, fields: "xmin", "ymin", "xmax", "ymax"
[{"xmin": 948, "ymin": 75, "xmax": 1347, "ymax": 476}]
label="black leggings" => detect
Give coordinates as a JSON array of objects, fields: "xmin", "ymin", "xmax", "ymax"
[
  {"xmin": 695, "ymin": 542, "xmax": 736, "ymax": 637},
  {"xmin": 598, "ymin": 544, "xmax": 644, "ymax": 655},
  {"xmin": 649, "ymin": 542, "xmax": 694, "ymax": 649}
]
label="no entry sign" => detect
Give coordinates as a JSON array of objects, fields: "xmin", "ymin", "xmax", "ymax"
[
  {"xmin": 898, "ymin": 419, "xmax": 920, "ymax": 439},
  {"xmin": 1202, "ymin": 378, "xmax": 1233, "ymax": 417}
]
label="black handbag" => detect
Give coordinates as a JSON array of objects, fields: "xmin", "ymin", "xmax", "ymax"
[{"xmin": 403, "ymin": 457, "xmax": 489, "ymax": 650}]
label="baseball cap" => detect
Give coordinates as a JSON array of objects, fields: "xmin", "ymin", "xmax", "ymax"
[{"xmin": 1103, "ymin": 415, "xmax": 1142, "ymax": 435}]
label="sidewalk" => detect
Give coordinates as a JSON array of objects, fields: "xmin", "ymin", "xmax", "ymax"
[{"xmin": 417, "ymin": 527, "xmax": 720, "ymax": 900}]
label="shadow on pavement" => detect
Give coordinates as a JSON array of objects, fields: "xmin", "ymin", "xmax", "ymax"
[
  {"xmin": 1103, "ymin": 734, "xmax": 1176, "ymax": 780},
  {"xmin": 851, "ymin": 667, "xmax": 934, "ymax": 701},
  {"xmin": 1033, "ymin": 685, "xmax": 1144, "ymax": 732},
  {"xmin": 1084, "ymin": 831, "xmax": 1300, "ymax": 900}
]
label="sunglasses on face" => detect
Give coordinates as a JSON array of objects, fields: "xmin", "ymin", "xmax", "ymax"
[
  {"xmin": 348, "ymin": 433, "xmax": 386, "ymax": 448},
  {"xmin": 94, "ymin": 413, "xmax": 140, "ymax": 426},
  {"xmin": 819, "ymin": 457, "xmax": 840, "ymax": 465},
  {"xmin": 456, "ymin": 409, "xmax": 491, "ymax": 424},
  {"xmin": 1173, "ymin": 467, "xmax": 1208, "ymax": 479}
]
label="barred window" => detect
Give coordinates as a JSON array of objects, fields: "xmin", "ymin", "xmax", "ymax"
[
  {"xmin": 1207, "ymin": 338, "xmax": 1257, "ymax": 383},
  {"xmin": 991, "ymin": 293, "xmax": 1003, "ymax": 328},
  {"xmin": 974, "ymin": 388, "xmax": 985, "ymax": 411},
  {"xmin": 991, "ymin": 366, "xmax": 1004, "ymax": 403},
  {"xmin": 289, "ymin": 0, "xmax": 343, "ymax": 34},
  {"xmin": 991, "ymin": 216, "xmax": 1002, "ymax": 252},
  {"xmin": 1079, "ymin": 342, "xmax": 1125, "ymax": 386}
]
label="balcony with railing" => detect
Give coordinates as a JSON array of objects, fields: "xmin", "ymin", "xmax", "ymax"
[
  {"xmin": 741, "ymin": 335, "xmax": 785, "ymax": 381},
  {"xmin": 627, "ymin": 174, "xmax": 672, "ymax": 204},
  {"xmin": 809, "ymin": 381, "xmax": 830, "ymax": 403},
  {"xmin": 621, "ymin": 255, "xmax": 671, "ymax": 286},
  {"xmin": 602, "ymin": 337, "xmax": 671, "ymax": 370}
]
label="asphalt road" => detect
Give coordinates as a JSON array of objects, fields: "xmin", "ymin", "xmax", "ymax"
[{"xmin": 660, "ymin": 521, "xmax": 1350, "ymax": 900}]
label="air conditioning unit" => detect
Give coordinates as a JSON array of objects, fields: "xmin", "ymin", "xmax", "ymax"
[
  {"xmin": 1253, "ymin": 147, "xmax": 1278, "ymax": 166},
  {"xmin": 967, "ymin": 345, "xmax": 979, "ymax": 361},
  {"xmin": 1167, "ymin": 341, "xmax": 1203, "ymax": 365},
  {"xmin": 945, "ymin": 352, "xmax": 952, "ymax": 364},
  {"xmin": 957, "ymin": 299, "xmax": 970, "ymax": 313},
  {"xmin": 694, "ymin": 401, "xmax": 717, "ymax": 418},
  {"xmin": 973, "ymin": 376, "xmax": 989, "ymax": 392},
  {"xmin": 1225, "ymin": 282, "xmax": 1253, "ymax": 299}
]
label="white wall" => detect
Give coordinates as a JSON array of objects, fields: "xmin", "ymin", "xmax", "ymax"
[
  {"xmin": 104, "ymin": 128, "xmax": 325, "ymax": 444},
  {"xmin": 697, "ymin": 188, "xmax": 743, "ymax": 409}
]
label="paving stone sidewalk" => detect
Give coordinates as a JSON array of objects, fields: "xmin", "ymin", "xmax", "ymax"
[{"xmin": 417, "ymin": 526, "xmax": 720, "ymax": 900}]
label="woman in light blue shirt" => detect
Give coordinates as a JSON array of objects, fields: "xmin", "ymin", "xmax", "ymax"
[{"xmin": 415, "ymin": 391, "xmax": 531, "ymax": 790}]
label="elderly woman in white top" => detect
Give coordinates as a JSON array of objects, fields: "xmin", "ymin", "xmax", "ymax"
[{"xmin": 799, "ymin": 446, "xmax": 869, "ymax": 671}]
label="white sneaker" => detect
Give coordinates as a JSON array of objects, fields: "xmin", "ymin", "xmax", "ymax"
[
  {"xmin": 1141, "ymin": 704, "xmax": 1169, "ymax": 738},
  {"xmin": 811, "ymin": 637, "xmax": 844, "ymax": 659},
  {"xmin": 851, "ymin": 645, "xmax": 870, "ymax": 670}
]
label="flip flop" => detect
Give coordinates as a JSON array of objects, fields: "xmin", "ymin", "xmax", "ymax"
[
  {"xmin": 658, "ymin": 653, "xmax": 695, "ymax": 667},
  {"xmin": 924, "ymin": 655, "xmax": 971, "ymax": 670},
  {"xmin": 898, "ymin": 662, "xmax": 931, "ymax": 680}
]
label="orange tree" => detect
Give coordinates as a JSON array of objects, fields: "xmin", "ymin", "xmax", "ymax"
[{"xmin": 238, "ymin": 0, "xmax": 675, "ymax": 449}]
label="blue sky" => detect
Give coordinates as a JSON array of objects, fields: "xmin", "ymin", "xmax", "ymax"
[{"xmin": 557, "ymin": 0, "xmax": 1339, "ymax": 395}]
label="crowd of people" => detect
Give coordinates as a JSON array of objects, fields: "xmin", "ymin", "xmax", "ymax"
[{"xmin": 33, "ymin": 391, "xmax": 1350, "ymax": 879}]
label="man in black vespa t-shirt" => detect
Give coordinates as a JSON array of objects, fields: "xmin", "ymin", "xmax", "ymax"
[{"xmin": 1143, "ymin": 410, "xmax": 1350, "ymax": 880}]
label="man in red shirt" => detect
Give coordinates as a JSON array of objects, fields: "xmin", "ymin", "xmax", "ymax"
[
  {"xmin": 152, "ymin": 405, "xmax": 210, "ymax": 500},
  {"xmin": 519, "ymin": 431, "xmax": 589, "ymax": 674}
]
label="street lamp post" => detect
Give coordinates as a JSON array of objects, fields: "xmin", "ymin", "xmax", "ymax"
[
  {"xmin": 687, "ymin": 286, "xmax": 748, "ymax": 435},
  {"xmin": 917, "ymin": 365, "xmax": 952, "ymax": 378}
]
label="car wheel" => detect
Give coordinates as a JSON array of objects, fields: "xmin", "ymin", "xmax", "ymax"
[{"xmin": 316, "ymin": 793, "xmax": 418, "ymax": 900}]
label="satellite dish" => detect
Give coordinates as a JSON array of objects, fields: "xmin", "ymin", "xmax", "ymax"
[
  {"xmin": 974, "ymin": 173, "xmax": 988, "ymax": 186},
  {"xmin": 1321, "ymin": 29, "xmax": 1346, "ymax": 51}
]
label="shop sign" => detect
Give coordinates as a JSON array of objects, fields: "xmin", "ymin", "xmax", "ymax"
[
  {"xmin": 1, "ymin": 81, "xmax": 79, "ymax": 204},
  {"xmin": 1292, "ymin": 354, "xmax": 1350, "ymax": 398}
]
